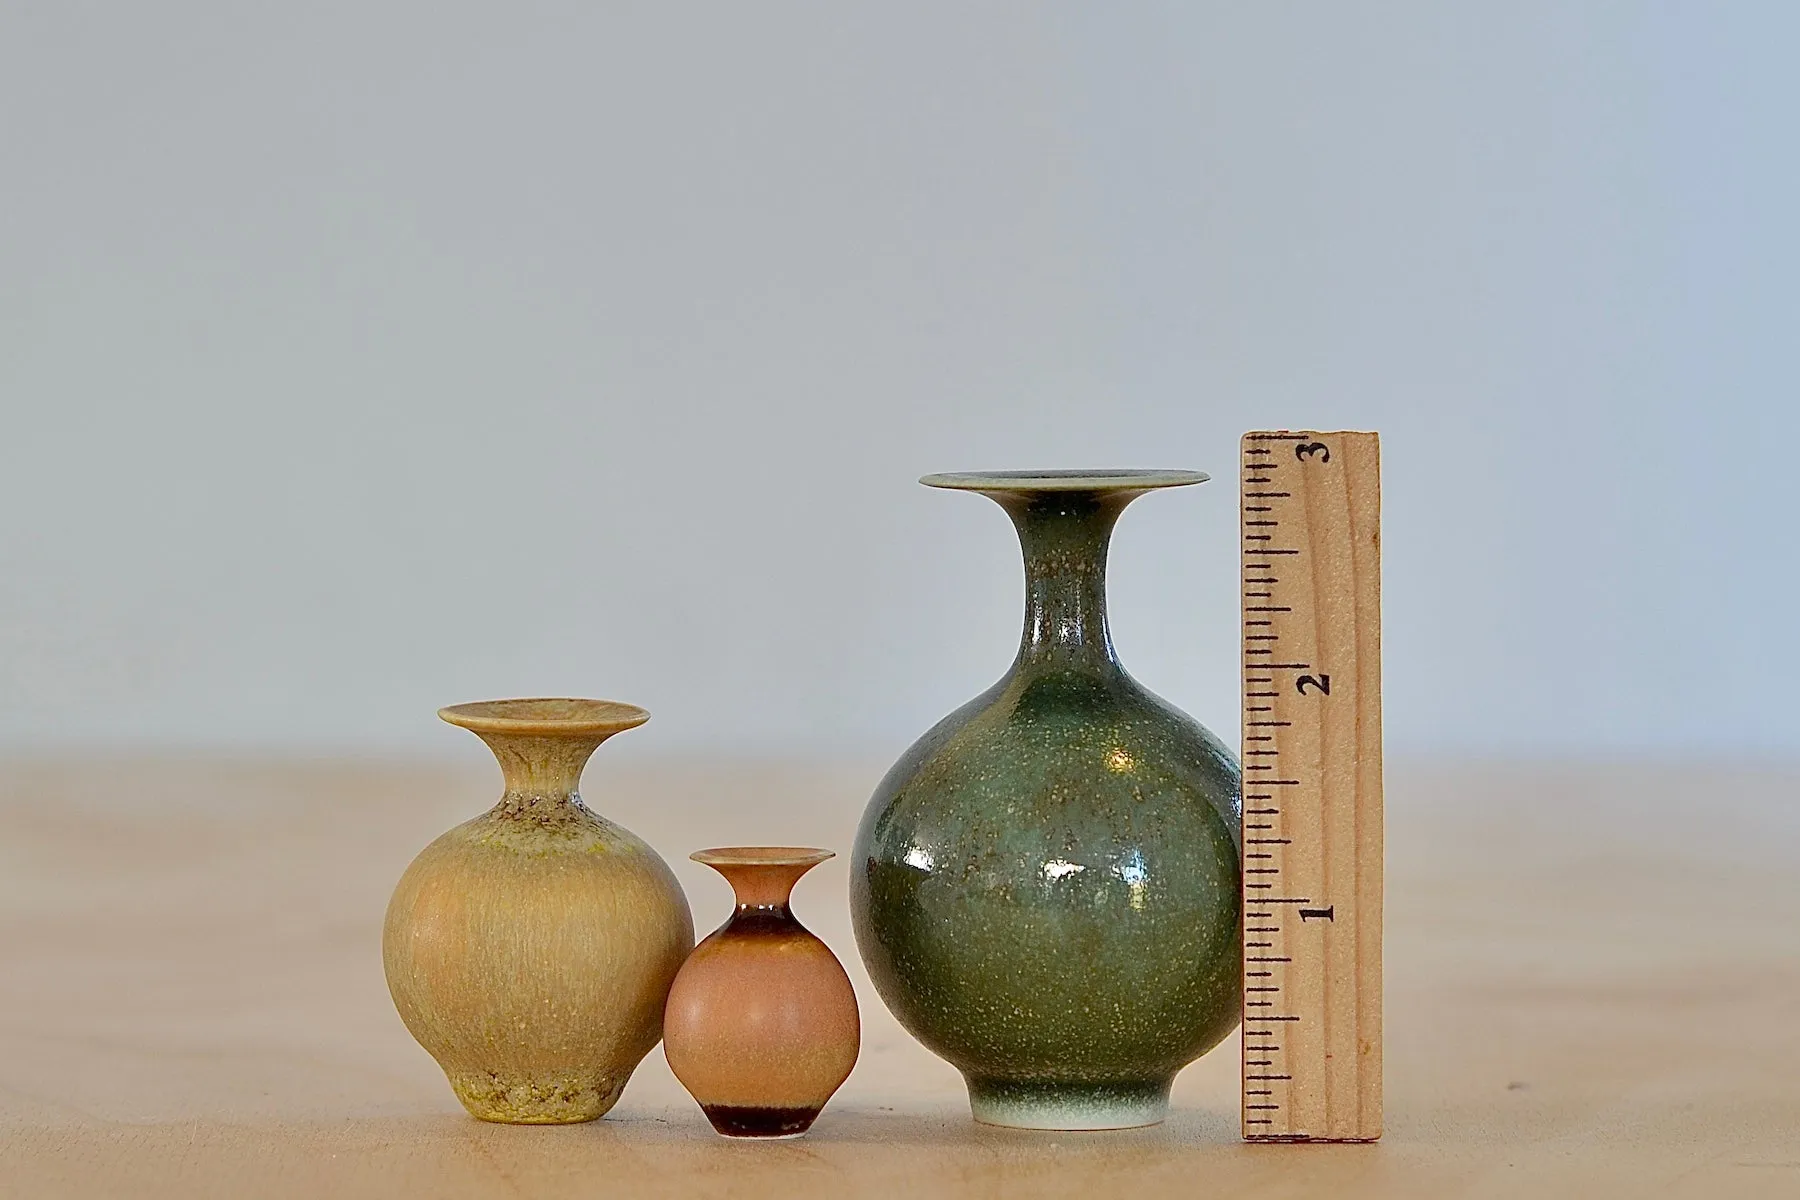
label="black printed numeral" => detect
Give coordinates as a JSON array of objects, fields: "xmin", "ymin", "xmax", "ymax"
[
  {"xmin": 1295, "ymin": 442, "xmax": 1331, "ymax": 462},
  {"xmin": 1296, "ymin": 674, "xmax": 1331, "ymax": 696}
]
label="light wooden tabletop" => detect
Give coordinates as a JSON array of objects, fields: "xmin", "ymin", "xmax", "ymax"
[{"xmin": 0, "ymin": 758, "xmax": 1795, "ymax": 1198}]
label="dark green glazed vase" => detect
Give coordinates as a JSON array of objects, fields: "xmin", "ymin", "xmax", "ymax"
[{"xmin": 850, "ymin": 470, "xmax": 1241, "ymax": 1130}]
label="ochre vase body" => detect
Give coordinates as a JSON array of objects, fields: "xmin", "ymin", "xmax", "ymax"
[
  {"xmin": 383, "ymin": 698, "xmax": 694, "ymax": 1123},
  {"xmin": 664, "ymin": 848, "xmax": 860, "ymax": 1138},
  {"xmin": 851, "ymin": 471, "xmax": 1243, "ymax": 1131}
]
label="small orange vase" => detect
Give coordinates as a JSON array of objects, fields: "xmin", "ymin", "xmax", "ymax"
[{"xmin": 663, "ymin": 848, "xmax": 860, "ymax": 1138}]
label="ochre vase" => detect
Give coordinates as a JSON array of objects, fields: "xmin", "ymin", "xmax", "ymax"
[
  {"xmin": 851, "ymin": 470, "xmax": 1243, "ymax": 1130},
  {"xmin": 383, "ymin": 698, "xmax": 694, "ymax": 1123},
  {"xmin": 663, "ymin": 848, "xmax": 860, "ymax": 1138}
]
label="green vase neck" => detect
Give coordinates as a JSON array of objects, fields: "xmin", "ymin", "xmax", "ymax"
[{"xmin": 994, "ymin": 490, "xmax": 1133, "ymax": 676}]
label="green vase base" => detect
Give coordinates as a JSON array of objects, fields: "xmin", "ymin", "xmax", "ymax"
[{"xmin": 965, "ymin": 1078, "xmax": 1171, "ymax": 1131}]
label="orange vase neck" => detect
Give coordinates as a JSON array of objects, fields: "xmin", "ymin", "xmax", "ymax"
[{"xmin": 693, "ymin": 848, "xmax": 834, "ymax": 913}]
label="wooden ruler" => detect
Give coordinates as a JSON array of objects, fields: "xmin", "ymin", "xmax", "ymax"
[{"xmin": 1240, "ymin": 430, "xmax": 1383, "ymax": 1142}]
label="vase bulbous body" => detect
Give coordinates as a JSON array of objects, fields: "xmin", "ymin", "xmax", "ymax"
[
  {"xmin": 851, "ymin": 471, "xmax": 1243, "ymax": 1131},
  {"xmin": 383, "ymin": 699, "xmax": 694, "ymax": 1124},
  {"xmin": 664, "ymin": 848, "xmax": 860, "ymax": 1138}
]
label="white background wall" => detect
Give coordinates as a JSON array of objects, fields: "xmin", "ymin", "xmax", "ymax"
[{"xmin": 3, "ymin": 3, "xmax": 1795, "ymax": 761}]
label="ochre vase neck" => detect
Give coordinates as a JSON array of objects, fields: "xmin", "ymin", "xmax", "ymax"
[
  {"xmin": 996, "ymin": 490, "xmax": 1132, "ymax": 675},
  {"xmin": 476, "ymin": 732, "xmax": 608, "ymax": 804}
]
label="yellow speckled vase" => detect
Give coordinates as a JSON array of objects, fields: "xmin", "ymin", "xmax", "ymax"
[{"xmin": 382, "ymin": 698, "xmax": 694, "ymax": 1124}]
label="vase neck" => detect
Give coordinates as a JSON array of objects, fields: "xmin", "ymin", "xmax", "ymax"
[
  {"xmin": 475, "ymin": 732, "xmax": 607, "ymax": 806},
  {"xmin": 438, "ymin": 699, "xmax": 647, "ymax": 816},
  {"xmin": 694, "ymin": 850, "xmax": 833, "ymax": 924},
  {"xmin": 996, "ymin": 490, "xmax": 1131, "ymax": 675},
  {"xmin": 718, "ymin": 863, "xmax": 813, "ymax": 913}
]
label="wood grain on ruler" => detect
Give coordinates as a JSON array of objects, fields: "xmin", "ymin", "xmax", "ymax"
[{"xmin": 1241, "ymin": 430, "xmax": 1383, "ymax": 1142}]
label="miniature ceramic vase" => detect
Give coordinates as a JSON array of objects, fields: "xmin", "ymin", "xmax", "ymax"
[
  {"xmin": 851, "ymin": 471, "xmax": 1242, "ymax": 1131},
  {"xmin": 383, "ymin": 698, "xmax": 694, "ymax": 1123},
  {"xmin": 664, "ymin": 848, "xmax": 860, "ymax": 1138}
]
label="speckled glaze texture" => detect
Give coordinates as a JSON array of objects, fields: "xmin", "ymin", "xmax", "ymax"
[
  {"xmin": 663, "ymin": 849, "xmax": 860, "ymax": 1139},
  {"xmin": 383, "ymin": 699, "xmax": 694, "ymax": 1124},
  {"xmin": 850, "ymin": 471, "xmax": 1242, "ymax": 1130}
]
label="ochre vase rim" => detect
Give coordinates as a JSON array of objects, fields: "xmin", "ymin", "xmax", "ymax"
[
  {"xmin": 919, "ymin": 468, "xmax": 1208, "ymax": 493},
  {"xmin": 690, "ymin": 846, "xmax": 835, "ymax": 868},
  {"xmin": 437, "ymin": 697, "xmax": 650, "ymax": 737}
]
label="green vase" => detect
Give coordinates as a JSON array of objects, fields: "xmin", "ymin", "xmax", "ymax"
[{"xmin": 850, "ymin": 470, "xmax": 1242, "ymax": 1130}]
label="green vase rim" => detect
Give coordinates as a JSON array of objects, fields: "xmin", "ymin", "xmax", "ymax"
[{"xmin": 920, "ymin": 469, "xmax": 1208, "ymax": 493}]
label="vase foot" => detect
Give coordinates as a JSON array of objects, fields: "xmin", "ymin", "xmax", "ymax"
[
  {"xmin": 965, "ymin": 1078, "xmax": 1170, "ymax": 1131},
  {"xmin": 449, "ymin": 1071, "xmax": 625, "ymax": 1124},
  {"xmin": 701, "ymin": 1105, "xmax": 821, "ymax": 1138}
]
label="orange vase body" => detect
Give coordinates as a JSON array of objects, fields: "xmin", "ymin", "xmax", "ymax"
[{"xmin": 664, "ymin": 848, "xmax": 860, "ymax": 1138}]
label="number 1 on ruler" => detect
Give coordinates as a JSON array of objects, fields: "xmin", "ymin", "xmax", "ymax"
[{"xmin": 1241, "ymin": 430, "xmax": 1383, "ymax": 1142}]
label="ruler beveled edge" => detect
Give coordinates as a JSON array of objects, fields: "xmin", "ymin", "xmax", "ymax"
[{"xmin": 1239, "ymin": 429, "xmax": 1383, "ymax": 1143}]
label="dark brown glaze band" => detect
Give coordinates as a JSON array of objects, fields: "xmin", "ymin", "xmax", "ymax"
[
  {"xmin": 720, "ymin": 906, "xmax": 810, "ymax": 938},
  {"xmin": 701, "ymin": 1105, "xmax": 821, "ymax": 1138}
]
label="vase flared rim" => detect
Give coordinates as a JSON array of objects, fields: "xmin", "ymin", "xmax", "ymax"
[
  {"xmin": 691, "ymin": 846, "xmax": 835, "ymax": 868},
  {"xmin": 920, "ymin": 469, "xmax": 1208, "ymax": 493},
  {"xmin": 438, "ymin": 697, "xmax": 650, "ymax": 736}
]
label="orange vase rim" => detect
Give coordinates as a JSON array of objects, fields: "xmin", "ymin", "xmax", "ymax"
[{"xmin": 690, "ymin": 847, "xmax": 835, "ymax": 868}]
